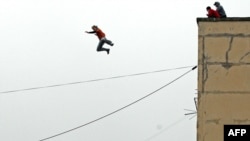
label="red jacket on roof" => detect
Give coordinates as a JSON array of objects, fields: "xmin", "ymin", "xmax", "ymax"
[{"xmin": 207, "ymin": 9, "xmax": 220, "ymax": 18}]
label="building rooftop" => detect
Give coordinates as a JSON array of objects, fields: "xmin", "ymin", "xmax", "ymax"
[{"xmin": 197, "ymin": 17, "xmax": 250, "ymax": 23}]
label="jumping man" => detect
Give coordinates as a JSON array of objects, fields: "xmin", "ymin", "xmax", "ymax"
[{"xmin": 85, "ymin": 25, "xmax": 114, "ymax": 54}]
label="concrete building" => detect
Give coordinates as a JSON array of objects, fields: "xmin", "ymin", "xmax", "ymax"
[{"xmin": 197, "ymin": 18, "xmax": 250, "ymax": 141}]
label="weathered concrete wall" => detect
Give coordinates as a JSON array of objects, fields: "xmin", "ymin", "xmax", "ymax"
[{"xmin": 197, "ymin": 18, "xmax": 250, "ymax": 141}]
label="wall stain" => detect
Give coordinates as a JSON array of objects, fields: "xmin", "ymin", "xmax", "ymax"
[
  {"xmin": 233, "ymin": 119, "xmax": 250, "ymax": 124},
  {"xmin": 206, "ymin": 119, "xmax": 221, "ymax": 125}
]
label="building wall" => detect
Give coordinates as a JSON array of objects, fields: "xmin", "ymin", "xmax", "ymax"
[{"xmin": 197, "ymin": 18, "xmax": 250, "ymax": 141}]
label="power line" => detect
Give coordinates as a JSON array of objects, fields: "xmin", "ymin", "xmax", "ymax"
[
  {"xmin": 39, "ymin": 66, "xmax": 197, "ymax": 141},
  {"xmin": 0, "ymin": 65, "xmax": 194, "ymax": 94}
]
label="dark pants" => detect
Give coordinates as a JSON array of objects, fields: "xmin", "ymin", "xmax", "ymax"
[{"xmin": 97, "ymin": 38, "xmax": 113, "ymax": 52}]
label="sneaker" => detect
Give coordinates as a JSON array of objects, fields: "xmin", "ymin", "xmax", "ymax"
[
  {"xmin": 111, "ymin": 43, "xmax": 114, "ymax": 46},
  {"xmin": 107, "ymin": 49, "xmax": 110, "ymax": 54}
]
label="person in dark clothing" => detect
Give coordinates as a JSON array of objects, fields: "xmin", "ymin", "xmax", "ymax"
[
  {"xmin": 214, "ymin": 1, "xmax": 227, "ymax": 18},
  {"xmin": 85, "ymin": 25, "xmax": 114, "ymax": 54},
  {"xmin": 206, "ymin": 6, "xmax": 220, "ymax": 18}
]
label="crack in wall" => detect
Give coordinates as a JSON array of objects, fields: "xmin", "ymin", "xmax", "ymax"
[
  {"xmin": 201, "ymin": 34, "xmax": 250, "ymax": 69},
  {"xmin": 239, "ymin": 52, "xmax": 250, "ymax": 62},
  {"xmin": 222, "ymin": 37, "xmax": 234, "ymax": 69},
  {"xmin": 201, "ymin": 37, "xmax": 206, "ymax": 92},
  {"xmin": 201, "ymin": 36, "xmax": 210, "ymax": 93},
  {"xmin": 203, "ymin": 56, "xmax": 209, "ymax": 92},
  {"xmin": 201, "ymin": 35, "xmax": 250, "ymax": 94}
]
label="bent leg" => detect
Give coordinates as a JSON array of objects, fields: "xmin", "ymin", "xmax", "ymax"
[
  {"xmin": 97, "ymin": 40, "xmax": 109, "ymax": 54},
  {"xmin": 104, "ymin": 38, "xmax": 114, "ymax": 46}
]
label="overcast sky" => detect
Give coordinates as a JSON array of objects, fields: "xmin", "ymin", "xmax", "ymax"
[{"xmin": 0, "ymin": 0, "xmax": 250, "ymax": 141}]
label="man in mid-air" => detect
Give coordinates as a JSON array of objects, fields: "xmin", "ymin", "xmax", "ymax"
[{"xmin": 85, "ymin": 25, "xmax": 114, "ymax": 55}]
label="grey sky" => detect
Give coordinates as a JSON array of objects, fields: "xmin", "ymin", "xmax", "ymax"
[{"xmin": 0, "ymin": 0, "xmax": 249, "ymax": 141}]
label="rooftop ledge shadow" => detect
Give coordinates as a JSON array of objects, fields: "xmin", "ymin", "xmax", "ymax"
[{"xmin": 197, "ymin": 17, "xmax": 250, "ymax": 24}]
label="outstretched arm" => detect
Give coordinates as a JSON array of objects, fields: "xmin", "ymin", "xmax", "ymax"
[{"xmin": 85, "ymin": 31, "xmax": 96, "ymax": 34}]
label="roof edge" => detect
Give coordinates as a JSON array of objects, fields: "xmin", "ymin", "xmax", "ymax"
[{"xmin": 197, "ymin": 17, "xmax": 250, "ymax": 24}]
